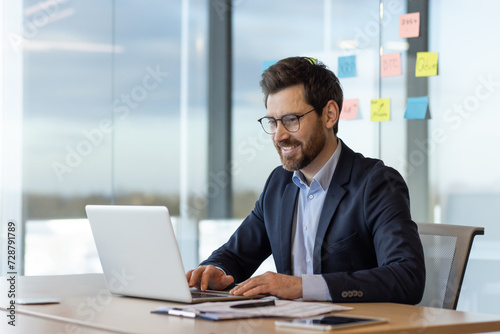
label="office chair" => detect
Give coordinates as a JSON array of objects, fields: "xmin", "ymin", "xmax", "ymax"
[{"xmin": 416, "ymin": 222, "xmax": 484, "ymax": 310}]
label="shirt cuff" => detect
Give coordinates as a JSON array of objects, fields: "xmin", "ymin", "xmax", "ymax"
[
  {"xmin": 214, "ymin": 266, "xmax": 227, "ymax": 276},
  {"xmin": 302, "ymin": 274, "xmax": 332, "ymax": 301}
]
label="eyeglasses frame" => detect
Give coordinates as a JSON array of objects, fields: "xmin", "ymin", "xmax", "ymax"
[{"xmin": 257, "ymin": 108, "xmax": 316, "ymax": 135}]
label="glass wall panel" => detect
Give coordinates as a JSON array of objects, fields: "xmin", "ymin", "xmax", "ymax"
[
  {"xmin": 429, "ymin": 0, "xmax": 500, "ymax": 316},
  {"xmin": 380, "ymin": 0, "xmax": 408, "ymax": 177},
  {"xmin": 328, "ymin": 0, "xmax": 381, "ymax": 158},
  {"xmin": 112, "ymin": 2, "xmax": 182, "ymax": 209},
  {"xmin": 232, "ymin": 0, "xmax": 381, "ymax": 217},
  {"xmin": 3, "ymin": 0, "xmax": 208, "ymax": 274},
  {"xmin": 23, "ymin": 0, "xmax": 114, "ymax": 220},
  {"xmin": 232, "ymin": 0, "xmax": 323, "ymax": 217},
  {"xmin": 22, "ymin": 0, "xmax": 114, "ymax": 275}
]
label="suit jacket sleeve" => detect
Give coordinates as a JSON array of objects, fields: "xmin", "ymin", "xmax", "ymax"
[{"xmin": 199, "ymin": 170, "xmax": 275, "ymax": 284}]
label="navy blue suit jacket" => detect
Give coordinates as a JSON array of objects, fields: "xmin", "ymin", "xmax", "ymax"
[{"xmin": 201, "ymin": 141, "xmax": 425, "ymax": 304}]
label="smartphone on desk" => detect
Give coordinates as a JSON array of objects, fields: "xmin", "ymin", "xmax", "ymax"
[{"xmin": 275, "ymin": 314, "xmax": 388, "ymax": 331}]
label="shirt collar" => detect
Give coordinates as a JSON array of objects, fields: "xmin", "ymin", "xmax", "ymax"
[{"xmin": 292, "ymin": 139, "xmax": 342, "ymax": 191}]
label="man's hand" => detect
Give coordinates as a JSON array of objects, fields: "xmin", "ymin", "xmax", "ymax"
[
  {"xmin": 229, "ymin": 272, "xmax": 302, "ymax": 300},
  {"xmin": 186, "ymin": 265, "xmax": 234, "ymax": 291}
]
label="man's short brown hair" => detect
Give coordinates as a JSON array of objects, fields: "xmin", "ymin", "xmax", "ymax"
[{"xmin": 260, "ymin": 57, "xmax": 343, "ymax": 134}]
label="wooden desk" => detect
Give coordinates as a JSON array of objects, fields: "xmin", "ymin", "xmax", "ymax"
[
  {"xmin": 2, "ymin": 274, "xmax": 500, "ymax": 334},
  {"xmin": 1, "ymin": 313, "xmax": 111, "ymax": 334}
]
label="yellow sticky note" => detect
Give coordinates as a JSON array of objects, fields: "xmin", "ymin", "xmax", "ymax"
[
  {"xmin": 415, "ymin": 52, "xmax": 438, "ymax": 77},
  {"xmin": 370, "ymin": 98, "xmax": 391, "ymax": 122}
]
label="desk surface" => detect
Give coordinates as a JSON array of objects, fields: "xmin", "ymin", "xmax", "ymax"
[{"xmin": 2, "ymin": 274, "xmax": 500, "ymax": 334}]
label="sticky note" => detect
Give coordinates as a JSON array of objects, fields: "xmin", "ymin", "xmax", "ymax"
[
  {"xmin": 381, "ymin": 53, "xmax": 402, "ymax": 77},
  {"xmin": 404, "ymin": 96, "xmax": 429, "ymax": 119},
  {"xmin": 262, "ymin": 60, "xmax": 278, "ymax": 72},
  {"xmin": 370, "ymin": 98, "xmax": 390, "ymax": 122},
  {"xmin": 304, "ymin": 57, "xmax": 316, "ymax": 65},
  {"xmin": 340, "ymin": 99, "xmax": 359, "ymax": 120},
  {"xmin": 415, "ymin": 52, "xmax": 438, "ymax": 77},
  {"xmin": 399, "ymin": 12, "xmax": 420, "ymax": 38},
  {"xmin": 337, "ymin": 55, "xmax": 356, "ymax": 78}
]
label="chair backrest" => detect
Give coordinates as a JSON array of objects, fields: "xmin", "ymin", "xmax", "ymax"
[{"xmin": 416, "ymin": 223, "xmax": 484, "ymax": 310}]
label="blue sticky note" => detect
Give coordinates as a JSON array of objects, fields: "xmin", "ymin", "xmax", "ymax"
[
  {"xmin": 337, "ymin": 55, "xmax": 356, "ymax": 78},
  {"xmin": 262, "ymin": 60, "xmax": 278, "ymax": 73},
  {"xmin": 404, "ymin": 96, "xmax": 429, "ymax": 119}
]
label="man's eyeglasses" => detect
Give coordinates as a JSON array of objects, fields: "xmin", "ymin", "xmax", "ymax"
[{"xmin": 257, "ymin": 108, "xmax": 315, "ymax": 135}]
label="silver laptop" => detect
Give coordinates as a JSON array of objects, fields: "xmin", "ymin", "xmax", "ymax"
[{"xmin": 85, "ymin": 205, "xmax": 262, "ymax": 303}]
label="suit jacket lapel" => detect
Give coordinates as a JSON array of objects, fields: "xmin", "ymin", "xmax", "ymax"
[
  {"xmin": 313, "ymin": 140, "xmax": 354, "ymax": 274},
  {"xmin": 280, "ymin": 182, "xmax": 299, "ymax": 275}
]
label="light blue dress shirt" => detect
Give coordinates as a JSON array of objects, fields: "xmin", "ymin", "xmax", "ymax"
[{"xmin": 291, "ymin": 141, "xmax": 342, "ymax": 301}]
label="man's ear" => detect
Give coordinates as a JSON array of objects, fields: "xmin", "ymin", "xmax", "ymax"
[{"xmin": 323, "ymin": 100, "xmax": 339, "ymax": 130}]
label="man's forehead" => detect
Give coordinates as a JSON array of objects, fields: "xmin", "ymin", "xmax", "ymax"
[
  {"xmin": 268, "ymin": 84, "xmax": 305, "ymax": 99},
  {"xmin": 266, "ymin": 85, "xmax": 308, "ymax": 114}
]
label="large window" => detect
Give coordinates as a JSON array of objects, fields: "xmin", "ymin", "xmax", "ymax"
[
  {"xmin": 428, "ymin": 0, "xmax": 500, "ymax": 316},
  {"xmin": 1, "ymin": 0, "xmax": 208, "ymax": 274},
  {"xmin": 1, "ymin": 0, "xmax": 499, "ymax": 317}
]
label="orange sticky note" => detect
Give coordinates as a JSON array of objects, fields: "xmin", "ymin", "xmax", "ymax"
[
  {"xmin": 340, "ymin": 99, "xmax": 359, "ymax": 120},
  {"xmin": 399, "ymin": 12, "xmax": 420, "ymax": 38},
  {"xmin": 415, "ymin": 52, "xmax": 439, "ymax": 77},
  {"xmin": 370, "ymin": 98, "xmax": 390, "ymax": 122},
  {"xmin": 381, "ymin": 53, "xmax": 402, "ymax": 77}
]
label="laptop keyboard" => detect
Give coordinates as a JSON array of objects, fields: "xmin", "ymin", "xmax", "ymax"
[{"xmin": 190, "ymin": 291, "xmax": 231, "ymax": 299}]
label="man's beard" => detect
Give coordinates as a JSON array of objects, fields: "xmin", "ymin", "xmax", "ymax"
[{"xmin": 274, "ymin": 118, "xmax": 326, "ymax": 171}]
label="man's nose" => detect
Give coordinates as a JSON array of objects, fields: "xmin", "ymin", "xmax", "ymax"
[{"xmin": 273, "ymin": 121, "xmax": 290, "ymax": 142}]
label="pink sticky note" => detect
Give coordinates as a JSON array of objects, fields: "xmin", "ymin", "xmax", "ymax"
[
  {"xmin": 341, "ymin": 99, "xmax": 359, "ymax": 120},
  {"xmin": 399, "ymin": 12, "xmax": 420, "ymax": 38},
  {"xmin": 381, "ymin": 52, "xmax": 402, "ymax": 77}
]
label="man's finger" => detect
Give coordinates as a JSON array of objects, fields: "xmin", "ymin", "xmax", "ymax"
[
  {"xmin": 185, "ymin": 270, "xmax": 193, "ymax": 282},
  {"xmin": 200, "ymin": 267, "xmax": 211, "ymax": 291},
  {"xmin": 231, "ymin": 277, "xmax": 262, "ymax": 295},
  {"xmin": 188, "ymin": 267, "xmax": 204, "ymax": 287},
  {"xmin": 242, "ymin": 285, "xmax": 267, "ymax": 296}
]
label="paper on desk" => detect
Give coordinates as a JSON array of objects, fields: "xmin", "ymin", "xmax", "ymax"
[{"xmin": 154, "ymin": 299, "xmax": 352, "ymax": 320}]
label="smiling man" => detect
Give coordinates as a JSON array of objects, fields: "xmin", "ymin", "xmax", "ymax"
[{"xmin": 186, "ymin": 56, "xmax": 425, "ymax": 304}]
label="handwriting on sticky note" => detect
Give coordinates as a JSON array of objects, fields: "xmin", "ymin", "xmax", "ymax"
[
  {"xmin": 370, "ymin": 98, "xmax": 390, "ymax": 122},
  {"xmin": 399, "ymin": 12, "xmax": 420, "ymax": 38},
  {"xmin": 337, "ymin": 55, "xmax": 356, "ymax": 78},
  {"xmin": 381, "ymin": 53, "xmax": 401, "ymax": 77},
  {"xmin": 340, "ymin": 99, "xmax": 359, "ymax": 120},
  {"xmin": 404, "ymin": 96, "xmax": 429, "ymax": 119},
  {"xmin": 415, "ymin": 52, "xmax": 438, "ymax": 77}
]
